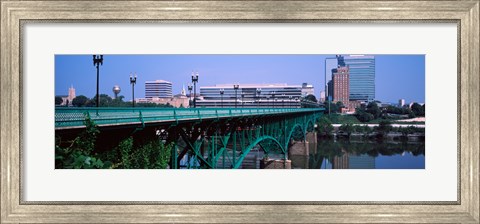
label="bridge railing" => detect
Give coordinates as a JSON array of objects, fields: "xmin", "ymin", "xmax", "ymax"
[{"xmin": 55, "ymin": 107, "xmax": 325, "ymax": 129}]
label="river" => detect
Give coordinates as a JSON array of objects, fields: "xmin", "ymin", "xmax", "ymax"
[{"xmin": 290, "ymin": 139, "xmax": 425, "ymax": 169}]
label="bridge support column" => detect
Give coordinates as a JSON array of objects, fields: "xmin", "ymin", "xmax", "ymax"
[
  {"xmin": 306, "ymin": 132, "xmax": 318, "ymax": 155},
  {"xmin": 260, "ymin": 158, "xmax": 291, "ymax": 169},
  {"xmin": 288, "ymin": 140, "xmax": 309, "ymax": 169},
  {"xmin": 288, "ymin": 132, "xmax": 317, "ymax": 169},
  {"xmin": 289, "ymin": 140, "xmax": 309, "ymax": 156}
]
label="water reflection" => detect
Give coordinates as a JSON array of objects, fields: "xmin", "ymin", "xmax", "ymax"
[{"xmin": 291, "ymin": 139, "xmax": 425, "ymax": 169}]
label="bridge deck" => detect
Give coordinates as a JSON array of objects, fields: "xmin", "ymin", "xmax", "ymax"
[{"xmin": 55, "ymin": 107, "xmax": 324, "ymax": 130}]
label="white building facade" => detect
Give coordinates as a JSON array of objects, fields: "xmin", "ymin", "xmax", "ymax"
[
  {"xmin": 145, "ymin": 80, "xmax": 173, "ymax": 99},
  {"xmin": 196, "ymin": 83, "xmax": 304, "ymax": 108}
]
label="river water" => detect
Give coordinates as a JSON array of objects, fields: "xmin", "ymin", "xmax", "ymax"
[{"xmin": 290, "ymin": 139, "xmax": 425, "ymax": 169}]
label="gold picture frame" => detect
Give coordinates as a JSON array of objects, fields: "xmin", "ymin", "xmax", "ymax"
[{"xmin": 1, "ymin": 0, "xmax": 478, "ymax": 223}]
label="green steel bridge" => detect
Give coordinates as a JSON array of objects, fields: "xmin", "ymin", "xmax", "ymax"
[{"xmin": 55, "ymin": 107, "xmax": 324, "ymax": 169}]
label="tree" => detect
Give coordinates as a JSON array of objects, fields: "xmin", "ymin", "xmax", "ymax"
[
  {"xmin": 399, "ymin": 125, "xmax": 417, "ymax": 138},
  {"xmin": 72, "ymin": 95, "xmax": 89, "ymax": 107},
  {"xmin": 91, "ymin": 94, "xmax": 113, "ymax": 107},
  {"xmin": 110, "ymin": 95, "xmax": 128, "ymax": 107},
  {"xmin": 366, "ymin": 102, "xmax": 381, "ymax": 119},
  {"xmin": 339, "ymin": 123, "xmax": 354, "ymax": 138},
  {"xmin": 316, "ymin": 116, "xmax": 333, "ymax": 136},
  {"xmin": 305, "ymin": 94, "xmax": 317, "ymax": 103},
  {"xmin": 55, "ymin": 96, "xmax": 63, "ymax": 105},
  {"xmin": 325, "ymin": 101, "xmax": 338, "ymax": 114},
  {"xmin": 336, "ymin": 101, "xmax": 345, "ymax": 111},
  {"xmin": 411, "ymin": 103, "xmax": 424, "ymax": 117},
  {"xmin": 355, "ymin": 108, "xmax": 374, "ymax": 122},
  {"xmin": 376, "ymin": 120, "xmax": 393, "ymax": 138}
]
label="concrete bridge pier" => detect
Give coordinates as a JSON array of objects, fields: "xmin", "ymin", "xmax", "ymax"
[
  {"xmin": 260, "ymin": 158, "xmax": 291, "ymax": 169},
  {"xmin": 288, "ymin": 132, "xmax": 317, "ymax": 169}
]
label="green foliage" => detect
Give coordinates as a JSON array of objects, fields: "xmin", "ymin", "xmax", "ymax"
[
  {"xmin": 326, "ymin": 114, "xmax": 360, "ymax": 124},
  {"xmin": 70, "ymin": 94, "xmax": 174, "ymax": 108},
  {"xmin": 385, "ymin": 105, "xmax": 413, "ymax": 115},
  {"xmin": 55, "ymin": 113, "xmax": 109, "ymax": 169},
  {"xmin": 55, "ymin": 114, "xmax": 174, "ymax": 169},
  {"xmin": 304, "ymin": 94, "xmax": 317, "ymax": 103},
  {"xmin": 75, "ymin": 113, "xmax": 100, "ymax": 154},
  {"xmin": 316, "ymin": 116, "xmax": 333, "ymax": 136},
  {"xmin": 366, "ymin": 102, "xmax": 381, "ymax": 119},
  {"xmin": 118, "ymin": 137, "xmax": 133, "ymax": 169},
  {"xmin": 354, "ymin": 125, "xmax": 373, "ymax": 138},
  {"xmin": 91, "ymin": 94, "xmax": 113, "ymax": 107},
  {"xmin": 355, "ymin": 108, "xmax": 374, "ymax": 122},
  {"xmin": 72, "ymin": 95, "xmax": 89, "ymax": 107},
  {"xmin": 339, "ymin": 123, "xmax": 354, "ymax": 137},
  {"xmin": 324, "ymin": 100, "xmax": 338, "ymax": 114},
  {"xmin": 124, "ymin": 140, "xmax": 173, "ymax": 169},
  {"xmin": 55, "ymin": 96, "xmax": 63, "ymax": 105},
  {"xmin": 411, "ymin": 103, "xmax": 425, "ymax": 117},
  {"xmin": 336, "ymin": 101, "xmax": 345, "ymax": 110},
  {"xmin": 399, "ymin": 125, "xmax": 416, "ymax": 137},
  {"xmin": 375, "ymin": 120, "xmax": 393, "ymax": 138}
]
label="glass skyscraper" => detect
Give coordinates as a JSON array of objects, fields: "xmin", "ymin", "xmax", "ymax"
[{"xmin": 342, "ymin": 55, "xmax": 375, "ymax": 101}]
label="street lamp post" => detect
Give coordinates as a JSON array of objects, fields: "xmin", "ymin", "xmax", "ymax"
[
  {"xmin": 256, "ymin": 88, "xmax": 261, "ymax": 107},
  {"xmin": 191, "ymin": 72, "xmax": 199, "ymax": 108},
  {"xmin": 220, "ymin": 89, "xmax": 224, "ymax": 108},
  {"xmin": 233, "ymin": 84, "xmax": 239, "ymax": 108},
  {"xmin": 129, "ymin": 73, "xmax": 137, "ymax": 107},
  {"xmin": 187, "ymin": 84, "xmax": 193, "ymax": 108},
  {"xmin": 93, "ymin": 55, "xmax": 103, "ymax": 107}
]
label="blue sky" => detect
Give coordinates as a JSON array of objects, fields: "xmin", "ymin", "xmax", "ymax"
[{"xmin": 55, "ymin": 54, "xmax": 425, "ymax": 103}]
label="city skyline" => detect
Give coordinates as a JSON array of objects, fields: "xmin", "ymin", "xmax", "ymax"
[{"xmin": 55, "ymin": 54, "xmax": 425, "ymax": 104}]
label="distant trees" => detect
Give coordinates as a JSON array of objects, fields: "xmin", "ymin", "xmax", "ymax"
[
  {"xmin": 69, "ymin": 94, "xmax": 174, "ymax": 108},
  {"xmin": 355, "ymin": 108, "xmax": 374, "ymax": 122},
  {"xmin": 366, "ymin": 102, "xmax": 381, "ymax": 119},
  {"xmin": 72, "ymin": 95, "xmax": 89, "ymax": 107},
  {"xmin": 316, "ymin": 116, "xmax": 333, "ymax": 136},
  {"xmin": 324, "ymin": 101, "xmax": 345, "ymax": 114},
  {"xmin": 354, "ymin": 101, "xmax": 425, "ymax": 122},
  {"xmin": 55, "ymin": 96, "xmax": 63, "ymax": 105},
  {"xmin": 376, "ymin": 120, "xmax": 393, "ymax": 135},
  {"xmin": 304, "ymin": 94, "xmax": 317, "ymax": 103},
  {"xmin": 411, "ymin": 103, "xmax": 425, "ymax": 117},
  {"xmin": 339, "ymin": 123, "xmax": 354, "ymax": 137}
]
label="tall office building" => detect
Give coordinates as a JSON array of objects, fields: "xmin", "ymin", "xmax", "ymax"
[
  {"xmin": 145, "ymin": 80, "xmax": 173, "ymax": 98},
  {"xmin": 331, "ymin": 66, "xmax": 350, "ymax": 103},
  {"xmin": 341, "ymin": 55, "xmax": 375, "ymax": 101}
]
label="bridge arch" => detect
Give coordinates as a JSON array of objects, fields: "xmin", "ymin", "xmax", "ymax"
[
  {"xmin": 286, "ymin": 123, "xmax": 306, "ymax": 147},
  {"xmin": 233, "ymin": 135, "xmax": 284, "ymax": 169},
  {"xmin": 285, "ymin": 117, "xmax": 316, "ymax": 146}
]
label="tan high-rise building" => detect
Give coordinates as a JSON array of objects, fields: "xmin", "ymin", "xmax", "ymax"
[{"xmin": 332, "ymin": 66, "xmax": 349, "ymax": 104}]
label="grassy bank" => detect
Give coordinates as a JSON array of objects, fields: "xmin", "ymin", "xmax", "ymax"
[{"xmin": 325, "ymin": 114, "xmax": 425, "ymax": 125}]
